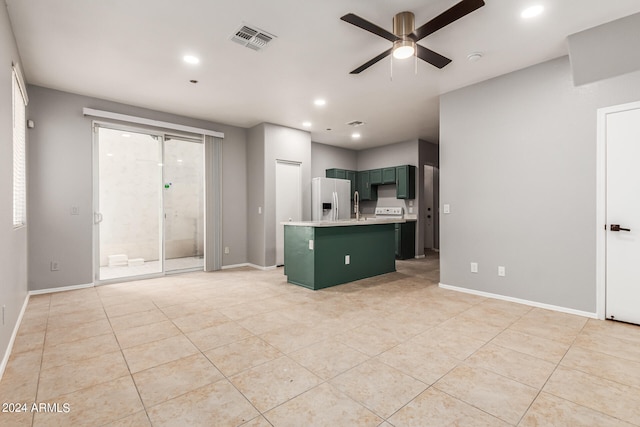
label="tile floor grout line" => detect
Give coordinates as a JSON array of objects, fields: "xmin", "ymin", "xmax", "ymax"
[{"xmin": 512, "ymin": 316, "xmax": 590, "ymax": 426}]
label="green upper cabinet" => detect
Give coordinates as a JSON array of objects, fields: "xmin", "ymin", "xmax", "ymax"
[
  {"xmin": 326, "ymin": 168, "xmax": 346, "ymax": 180},
  {"xmin": 327, "ymin": 165, "xmax": 412, "ymax": 200},
  {"xmin": 395, "ymin": 165, "xmax": 416, "ymax": 199},
  {"xmin": 382, "ymin": 167, "xmax": 396, "ymax": 184},
  {"xmin": 357, "ymin": 170, "xmax": 378, "ymax": 201},
  {"xmin": 370, "ymin": 169, "xmax": 382, "ymax": 185}
]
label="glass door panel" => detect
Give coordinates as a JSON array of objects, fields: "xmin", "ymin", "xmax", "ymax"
[
  {"xmin": 97, "ymin": 127, "xmax": 163, "ymax": 280},
  {"xmin": 163, "ymin": 136, "xmax": 204, "ymax": 272}
]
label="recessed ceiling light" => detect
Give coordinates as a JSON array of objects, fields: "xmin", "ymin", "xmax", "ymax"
[
  {"xmin": 121, "ymin": 133, "xmax": 131, "ymax": 138},
  {"xmin": 314, "ymin": 99, "xmax": 326, "ymax": 106},
  {"xmin": 352, "ymin": 133, "xmax": 361, "ymax": 139},
  {"xmin": 521, "ymin": 5, "xmax": 544, "ymax": 19},
  {"xmin": 302, "ymin": 121, "xmax": 312, "ymax": 127},
  {"xmin": 183, "ymin": 55, "xmax": 200, "ymax": 64}
]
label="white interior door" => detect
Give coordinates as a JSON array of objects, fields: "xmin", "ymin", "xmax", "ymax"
[
  {"xmin": 424, "ymin": 165, "xmax": 435, "ymax": 250},
  {"xmin": 606, "ymin": 105, "xmax": 640, "ymax": 325},
  {"xmin": 276, "ymin": 161, "xmax": 302, "ymax": 266}
]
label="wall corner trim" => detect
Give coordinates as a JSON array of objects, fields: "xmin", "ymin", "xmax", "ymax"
[
  {"xmin": 29, "ymin": 282, "xmax": 95, "ymax": 296},
  {"xmin": 0, "ymin": 294, "xmax": 30, "ymax": 382},
  {"xmin": 82, "ymin": 108, "xmax": 224, "ymax": 138},
  {"xmin": 438, "ymin": 282, "xmax": 598, "ymax": 319}
]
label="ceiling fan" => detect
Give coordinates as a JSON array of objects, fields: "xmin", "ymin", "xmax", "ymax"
[{"xmin": 340, "ymin": 0, "xmax": 485, "ymax": 74}]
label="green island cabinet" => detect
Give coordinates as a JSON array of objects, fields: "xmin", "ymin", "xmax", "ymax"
[
  {"xmin": 326, "ymin": 168, "xmax": 357, "ymax": 199},
  {"xmin": 395, "ymin": 221, "xmax": 416, "ymax": 259},
  {"xmin": 284, "ymin": 222, "xmax": 396, "ymax": 290}
]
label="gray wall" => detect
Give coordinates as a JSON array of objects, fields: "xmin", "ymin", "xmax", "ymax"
[
  {"xmin": 569, "ymin": 12, "xmax": 640, "ymax": 86},
  {"xmin": 247, "ymin": 123, "xmax": 311, "ymax": 268},
  {"xmin": 27, "ymin": 86, "xmax": 247, "ymax": 291},
  {"xmin": 310, "ymin": 142, "xmax": 357, "ymax": 178},
  {"xmin": 440, "ymin": 56, "xmax": 640, "ymax": 313},
  {"xmin": 0, "ymin": 1, "xmax": 28, "ymax": 374}
]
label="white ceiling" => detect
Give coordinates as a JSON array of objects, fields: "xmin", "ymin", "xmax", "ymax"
[{"xmin": 6, "ymin": 0, "xmax": 640, "ymax": 149}]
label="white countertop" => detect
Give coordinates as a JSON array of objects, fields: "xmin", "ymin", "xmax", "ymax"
[{"xmin": 283, "ymin": 218, "xmax": 413, "ymax": 227}]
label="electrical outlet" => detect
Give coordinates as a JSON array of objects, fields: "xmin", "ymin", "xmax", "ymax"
[
  {"xmin": 345, "ymin": 255, "xmax": 350, "ymax": 265},
  {"xmin": 498, "ymin": 266, "xmax": 506, "ymax": 277},
  {"xmin": 50, "ymin": 261, "xmax": 60, "ymax": 271},
  {"xmin": 70, "ymin": 206, "xmax": 80, "ymax": 215},
  {"xmin": 470, "ymin": 262, "xmax": 478, "ymax": 273},
  {"xmin": 224, "ymin": 247, "xmax": 230, "ymax": 254}
]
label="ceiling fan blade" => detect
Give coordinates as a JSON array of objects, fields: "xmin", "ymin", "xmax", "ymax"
[
  {"xmin": 410, "ymin": 0, "xmax": 485, "ymax": 41},
  {"xmin": 350, "ymin": 48, "xmax": 393, "ymax": 74},
  {"xmin": 416, "ymin": 45, "xmax": 452, "ymax": 69},
  {"xmin": 341, "ymin": 13, "xmax": 399, "ymax": 42}
]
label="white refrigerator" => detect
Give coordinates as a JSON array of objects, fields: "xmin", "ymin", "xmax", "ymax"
[{"xmin": 312, "ymin": 177, "xmax": 351, "ymax": 221}]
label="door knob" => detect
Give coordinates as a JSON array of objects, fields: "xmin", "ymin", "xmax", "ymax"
[{"xmin": 610, "ymin": 224, "xmax": 631, "ymax": 232}]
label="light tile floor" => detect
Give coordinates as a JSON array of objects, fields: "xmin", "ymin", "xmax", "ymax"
[{"xmin": 2, "ymin": 253, "xmax": 640, "ymax": 426}]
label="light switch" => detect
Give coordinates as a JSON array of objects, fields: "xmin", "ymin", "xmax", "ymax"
[
  {"xmin": 443, "ymin": 204, "xmax": 451, "ymax": 214},
  {"xmin": 309, "ymin": 240, "xmax": 314, "ymax": 250},
  {"xmin": 345, "ymin": 255, "xmax": 350, "ymax": 265}
]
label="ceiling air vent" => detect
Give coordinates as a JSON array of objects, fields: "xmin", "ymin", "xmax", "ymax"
[
  {"xmin": 346, "ymin": 120, "xmax": 366, "ymax": 127},
  {"xmin": 231, "ymin": 25, "xmax": 275, "ymax": 51}
]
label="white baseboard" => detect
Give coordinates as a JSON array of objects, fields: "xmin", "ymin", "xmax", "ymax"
[
  {"xmin": 0, "ymin": 294, "xmax": 30, "ymax": 382},
  {"xmin": 248, "ymin": 264, "xmax": 278, "ymax": 271},
  {"xmin": 438, "ymin": 282, "xmax": 598, "ymax": 319},
  {"xmin": 222, "ymin": 263, "xmax": 277, "ymax": 271},
  {"xmin": 29, "ymin": 282, "xmax": 94, "ymax": 296}
]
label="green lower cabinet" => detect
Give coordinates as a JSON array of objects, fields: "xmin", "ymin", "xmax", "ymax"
[
  {"xmin": 395, "ymin": 221, "xmax": 416, "ymax": 260},
  {"xmin": 396, "ymin": 165, "xmax": 416, "ymax": 199},
  {"xmin": 284, "ymin": 224, "xmax": 396, "ymax": 290}
]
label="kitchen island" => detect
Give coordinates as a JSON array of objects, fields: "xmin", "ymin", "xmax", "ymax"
[{"xmin": 283, "ymin": 219, "xmax": 406, "ymax": 290}]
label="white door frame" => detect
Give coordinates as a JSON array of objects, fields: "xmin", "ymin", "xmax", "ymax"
[
  {"xmin": 595, "ymin": 100, "xmax": 640, "ymax": 320},
  {"xmin": 275, "ymin": 159, "xmax": 302, "ymax": 266}
]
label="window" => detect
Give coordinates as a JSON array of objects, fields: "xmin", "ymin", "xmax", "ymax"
[{"xmin": 13, "ymin": 66, "xmax": 27, "ymax": 228}]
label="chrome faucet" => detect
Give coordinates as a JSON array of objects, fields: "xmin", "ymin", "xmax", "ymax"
[{"xmin": 354, "ymin": 190, "xmax": 360, "ymax": 221}]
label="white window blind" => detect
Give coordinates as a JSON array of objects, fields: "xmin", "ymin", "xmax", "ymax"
[{"xmin": 13, "ymin": 66, "xmax": 27, "ymax": 228}]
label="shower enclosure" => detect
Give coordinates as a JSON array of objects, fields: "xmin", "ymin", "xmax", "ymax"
[{"xmin": 94, "ymin": 125, "xmax": 204, "ymax": 282}]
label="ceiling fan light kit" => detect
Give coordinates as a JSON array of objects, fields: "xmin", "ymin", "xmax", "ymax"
[{"xmin": 341, "ymin": 0, "xmax": 485, "ymax": 74}]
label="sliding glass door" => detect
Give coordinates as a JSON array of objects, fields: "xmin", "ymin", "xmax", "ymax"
[
  {"xmin": 95, "ymin": 125, "xmax": 204, "ymax": 282},
  {"xmin": 163, "ymin": 135, "xmax": 204, "ymax": 272}
]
